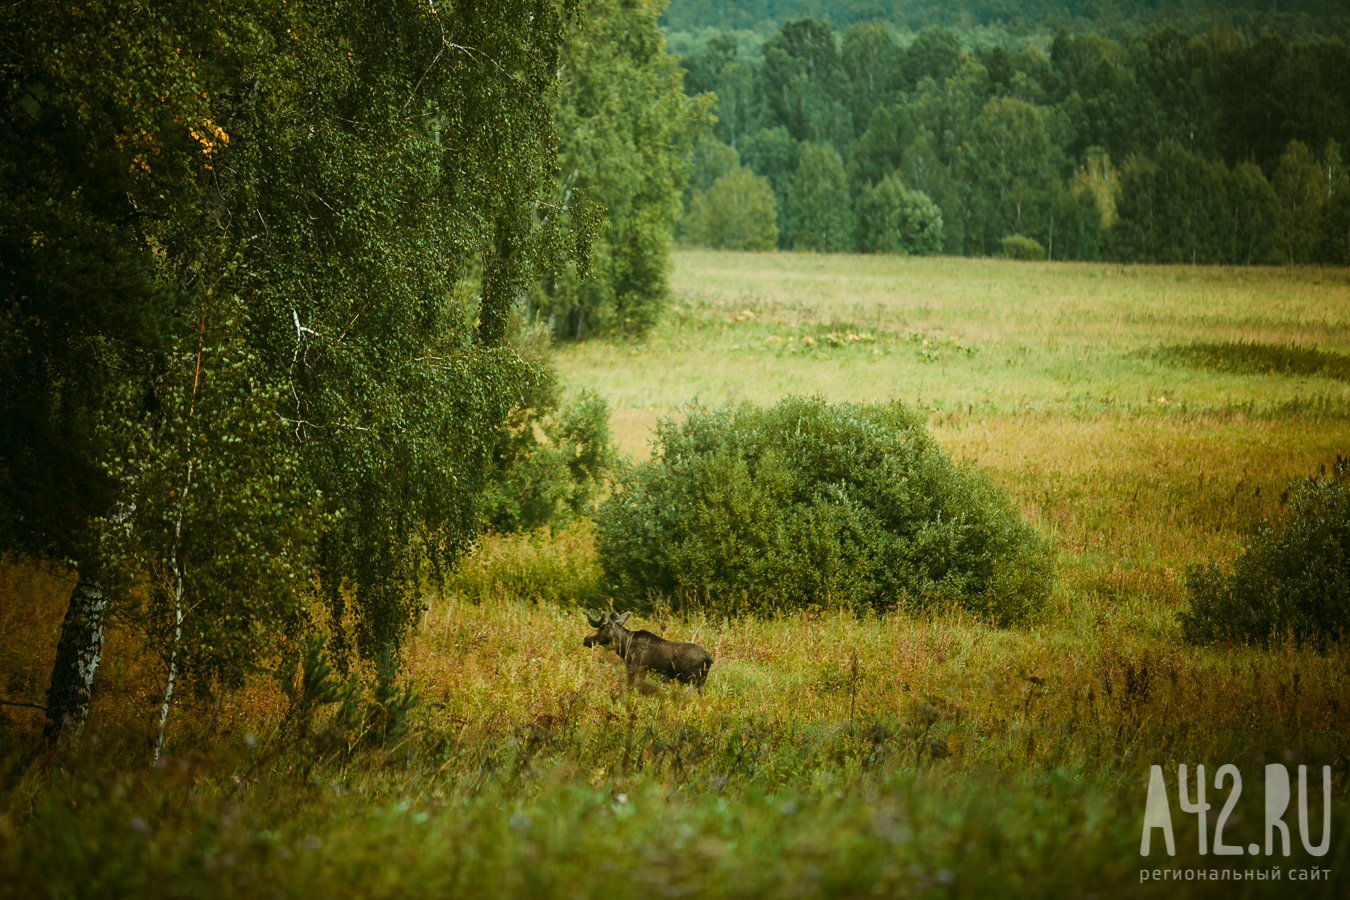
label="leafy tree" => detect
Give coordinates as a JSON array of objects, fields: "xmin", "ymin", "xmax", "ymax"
[
  {"xmin": 840, "ymin": 21, "xmax": 903, "ymax": 134},
  {"xmin": 685, "ymin": 166, "xmax": 780, "ymax": 251},
  {"xmin": 1110, "ymin": 141, "xmax": 1230, "ymax": 264},
  {"xmin": 1054, "ymin": 35, "xmax": 1132, "ymax": 162},
  {"xmin": 682, "ymin": 32, "xmax": 758, "ymax": 147},
  {"xmin": 1069, "ymin": 151, "xmax": 1120, "ymax": 230},
  {"xmin": 758, "ymin": 18, "xmax": 852, "ymax": 146},
  {"xmin": 847, "ymin": 105, "xmax": 916, "ymax": 196},
  {"xmin": 739, "ymin": 126, "xmax": 802, "ymax": 247},
  {"xmin": 1128, "ymin": 28, "xmax": 1217, "ymax": 157},
  {"xmin": 542, "ymin": 0, "xmax": 714, "ymax": 339},
  {"xmin": 1225, "ymin": 161, "xmax": 1281, "ymax": 265},
  {"xmin": 679, "ymin": 132, "xmax": 739, "ymax": 241},
  {"xmin": 1272, "ymin": 140, "xmax": 1325, "ymax": 264},
  {"xmin": 963, "ymin": 97, "xmax": 1055, "ymax": 255},
  {"xmin": 684, "ymin": 132, "xmax": 741, "ymax": 200},
  {"xmin": 1046, "ymin": 182, "xmax": 1102, "ymax": 261},
  {"xmin": 480, "ymin": 322, "xmax": 613, "ymax": 533},
  {"xmin": 788, "ymin": 143, "xmax": 854, "ymax": 252},
  {"xmin": 1318, "ymin": 180, "xmax": 1350, "ymax": 264},
  {"xmin": 2, "ymin": 0, "xmax": 594, "ymax": 739},
  {"xmin": 856, "ymin": 173, "xmax": 943, "ymax": 255},
  {"xmin": 902, "ymin": 28, "xmax": 962, "ymax": 90},
  {"xmin": 901, "ymin": 134, "xmax": 967, "ymax": 254}
]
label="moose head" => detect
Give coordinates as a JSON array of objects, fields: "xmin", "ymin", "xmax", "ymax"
[{"xmin": 583, "ymin": 610, "xmax": 630, "ymax": 651}]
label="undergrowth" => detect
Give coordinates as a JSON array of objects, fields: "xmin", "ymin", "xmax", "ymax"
[{"xmin": 1154, "ymin": 341, "xmax": 1350, "ymax": 381}]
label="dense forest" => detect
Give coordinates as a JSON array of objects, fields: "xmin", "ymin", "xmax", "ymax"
[
  {"xmin": 663, "ymin": 0, "xmax": 1350, "ymax": 42},
  {"xmin": 671, "ymin": 6, "xmax": 1350, "ymax": 263}
]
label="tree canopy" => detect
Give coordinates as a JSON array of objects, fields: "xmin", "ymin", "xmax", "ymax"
[
  {"xmin": 1, "ymin": 0, "xmax": 595, "ymax": 737},
  {"xmin": 673, "ymin": 14, "xmax": 1350, "ymax": 261}
]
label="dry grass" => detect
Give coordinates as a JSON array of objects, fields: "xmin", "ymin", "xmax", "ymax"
[{"xmin": 3, "ymin": 251, "xmax": 1348, "ymax": 898}]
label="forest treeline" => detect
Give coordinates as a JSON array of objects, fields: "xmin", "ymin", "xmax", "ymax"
[
  {"xmin": 675, "ymin": 17, "xmax": 1350, "ymax": 264},
  {"xmin": 663, "ymin": 0, "xmax": 1350, "ymax": 43}
]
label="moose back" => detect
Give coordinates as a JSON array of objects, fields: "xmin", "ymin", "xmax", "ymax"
[{"xmin": 582, "ymin": 611, "xmax": 713, "ymax": 692}]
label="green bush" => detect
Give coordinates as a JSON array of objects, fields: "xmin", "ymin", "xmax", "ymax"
[
  {"xmin": 1001, "ymin": 234, "xmax": 1045, "ymax": 260},
  {"xmin": 479, "ymin": 322, "xmax": 613, "ymax": 532},
  {"xmin": 595, "ymin": 397, "xmax": 1054, "ymax": 623},
  {"xmin": 1181, "ymin": 458, "xmax": 1350, "ymax": 647}
]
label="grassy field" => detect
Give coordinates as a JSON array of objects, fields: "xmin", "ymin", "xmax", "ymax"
[{"xmin": 2, "ymin": 251, "xmax": 1349, "ymax": 898}]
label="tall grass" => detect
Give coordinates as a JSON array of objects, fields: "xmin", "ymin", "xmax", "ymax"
[{"xmin": 3, "ymin": 253, "xmax": 1349, "ymax": 897}]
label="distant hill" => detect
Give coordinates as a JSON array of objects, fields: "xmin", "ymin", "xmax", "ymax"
[{"xmin": 661, "ymin": 0, "xmax": 1350, "ymax": 42}]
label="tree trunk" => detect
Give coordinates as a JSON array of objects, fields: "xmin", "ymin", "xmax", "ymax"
[{"xmin": 44, "ymin": 565, "xmax": 109, "ymax": 740}]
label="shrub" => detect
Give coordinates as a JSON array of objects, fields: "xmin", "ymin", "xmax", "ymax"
[
  {"xmin": 479, "ymin": 322, "xmax": 613, "ymax": 532},
  {"xmin": 1001, "ymin": 234, "xmax": 1045, "ymax": 260},
  {"xmin": 595, "ymin": 397, "xmax": 1054, "ymax": 623},
  {"xmin": 449, "ymin": 521, "xmax": 601, "ymax": 606},
  {"xmin": 1180, "ymin": 458, "xmax": 1350, "ymax": 647}
]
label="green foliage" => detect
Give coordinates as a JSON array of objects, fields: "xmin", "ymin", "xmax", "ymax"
[
  {"xmin": 281, "ymin": 635, "xmax": 418, "ymax": 752},
  {"xmin": 481, "ymin": 352, "xmax": 614, "ymax": 534},
  {"xmin": 684, "ymin": 166, "xmax": 780, "ymax": 251},
  {"xmin": 738, "ymin": 126, "xmax": 801, "ymax": 246},
  {"xmin": 1225, "ymin": 161, "xmax": 1281, "ymax": 265},
  {"xmin": 758, "ymin": 18, "xmax": 852, "ymax": 146},
  {"xmin": 1, "ymin": 0, "xmax": 598, "ymax": 735},
  {"xmin": 1181, "ymin": 458, "xmax": 1350, "ymax": 647},
  {"xmin": 596, "ymin": 396, "xmax": 1054, "ymax": 623},
  {"xmin": 855, "ymin": 173, "xmax": 943, "ymax": 255},
  {"xmin": 478, "ymin": 313, "xmax": 612, "ymax": 535},
  {"xmin": 1000, "ymin": 234, "xmax": 1045, "ymax": 260},
  {"xmin": 1110, "ymin": 142, "xmax": 1237, "ymax": 264},
  {"xmin": 448, "ymin": 521, "xmax": 601, "ymax": 606},
  {"xmin": 787, "ymin": 144, "xmax": 854, "ymax": 252},
  {"xmin": 541, "ymin": 0, "xmax": 714, "ymax": 339},
  {"xmin": 665, "ymin": 12, "xmax": 1350, "ymax": 267},
  {"xmin": 681, "ymin": 33, "xmax": 758, "ymax": 146},
  {"xmin": 963, "ymin": 97, "xmax": 1055, "ymax": 257},
  {"xmin": 102, "ymin": 294, "xmax": 319, "ymax": 698},
  {"xmin": 1319, "ymin": 178, "xmax": 1350, "ymax": 264},
  {"xmin": 846, "ymin": 104, "xmax": 914, "ymax": 195},
  {"xmin": 1272, "ymin": 140, "xmax": 1327, "ymax": 264}
]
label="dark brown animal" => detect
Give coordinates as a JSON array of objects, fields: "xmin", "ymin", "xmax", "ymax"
[{"xmin": 583, "ymin": 611, "xmax": 713, "ymax": 693}]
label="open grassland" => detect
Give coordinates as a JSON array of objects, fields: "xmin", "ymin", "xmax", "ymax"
[
  {"xmin": 3, "ymin": 252, "xmax": 1349, "ymax": 898},
  {"xmin": 562, "ymin": 251, "xmax": 1350, "ymax": 455}
]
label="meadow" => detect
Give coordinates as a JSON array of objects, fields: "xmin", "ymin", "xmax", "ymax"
[{"xmin": 2, "ymin": 251, "xmax": 1349, "ymax": 898}]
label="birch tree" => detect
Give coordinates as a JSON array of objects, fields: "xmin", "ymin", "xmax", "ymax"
[{"xmin": 2, "ymin": 0, "xmax": 593, "ymax": 742}]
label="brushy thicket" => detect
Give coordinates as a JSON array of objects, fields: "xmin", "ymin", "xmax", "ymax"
[
  {"xmin": 596, "ymin": 397, "xmax": 1054, "ymax": 623},
  {"xmin": 1181, "ymin": 457, "xmax": 1350, "ymax": 647},
  {"xmin": 1000, "ymin": 234, "xmax": 1046, "ymax": 260},
  {"xmin": 448, "ymin": 522, "xmax": 601, "ymax": 606},
  {"xmin": 479, "ymin": 323, "xmax": 613, "ymax": 533}
]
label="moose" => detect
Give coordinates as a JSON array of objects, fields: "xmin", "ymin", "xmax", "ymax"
[{"xmin": 582, "ymin": 611, "xmax": 713, "ymax": 693}]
